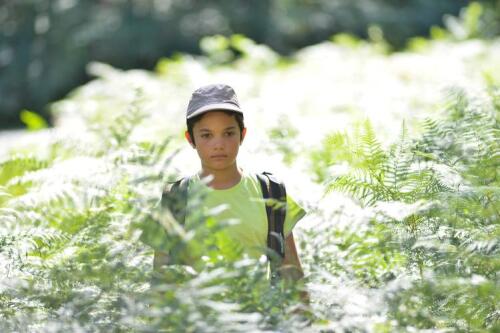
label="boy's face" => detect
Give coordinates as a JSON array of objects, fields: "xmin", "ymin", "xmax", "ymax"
[{"xmin": 185, "ymin": 111, "xmax": 246, "ymax": 173}]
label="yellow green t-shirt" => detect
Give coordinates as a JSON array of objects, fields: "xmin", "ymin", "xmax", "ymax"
[{"xmin": 186, "ymin": 171, "xmax": 306, "ymax": 259}]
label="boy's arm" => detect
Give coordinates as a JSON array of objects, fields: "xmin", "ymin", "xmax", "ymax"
[
  {"xmin": 281, "ymin": 231, "xmax": 304, "ymax": 280},
  {"xmin": 280, "ymin": 231, "xmax": 310, "ymax": 305}
]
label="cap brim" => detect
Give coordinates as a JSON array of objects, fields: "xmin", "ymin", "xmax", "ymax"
[{"xmin": 187, "ymin": 103, "xmax": 243, "ymax": 119}]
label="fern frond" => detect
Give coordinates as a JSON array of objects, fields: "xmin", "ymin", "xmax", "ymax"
[
  {"xmin": 310, "ymin": 131, "xmax": 351, "ymax": 183},
  {"xmin": 0, "ymin": 154, "xmax": 49, "ymax": 187},
  {"xmin": 359, "ymin": 120, "xmax": 387, "ymax": 171},
  {"xmin": 384, "ymin": 123, "xmax": 413, "ymax": 194},
  {"xmin": 327, "ymin": 168, "xmax": 392, "ymax": 206}
]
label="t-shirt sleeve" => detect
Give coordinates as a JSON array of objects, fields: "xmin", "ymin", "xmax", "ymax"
[{"xmin": 283, "ymin": 194, "xmax": 306, "ymax": 237}]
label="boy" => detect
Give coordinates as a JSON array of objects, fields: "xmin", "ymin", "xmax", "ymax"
[{"xmin": 154, "ymin": 83, "xmax": 307, "ymax": 288}]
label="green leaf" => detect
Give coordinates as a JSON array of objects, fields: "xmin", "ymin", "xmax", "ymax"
[{"xmin": 20, "ymin": 110, "xmax": 48, "ymax": 131}]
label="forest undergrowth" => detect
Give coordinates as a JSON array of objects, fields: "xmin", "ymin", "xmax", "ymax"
[{"xmin": 1, "ymin": 12, "xmax": 499, "ymax": 331}]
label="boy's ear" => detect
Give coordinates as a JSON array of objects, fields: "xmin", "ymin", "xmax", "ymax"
[
  {"xmin": 185, "ymin": 131, "xmax": 195, "ymax": 148},
  {"xmin": 240, "ymin": 127, "xmax": 247, "ymax": 145}
]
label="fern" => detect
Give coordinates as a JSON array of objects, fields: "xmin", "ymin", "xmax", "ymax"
[
  {"xmin": 325, "ymin": 121, "xmax": 448, "ymax": 207},
  {"xmin": 0, "ymin": 95, "xmax": 305, "ymax": 332},
  {"xmin": 395, "ymin": 90, "xmax": 499, "ymax": 331},
  {"xmin": 0, "ymin": 154, "xmax": 49, "ymax": 184},
  {"xmin": 0, "ymin": 155, "xmax": 50, "ymax": 207},
  {"xmin": 318, "ymin": 87, "xmax": 500, "ymax": 331},
  {"xmin": 88, "ymin": 90, "xmax": 149, "ymax": 149}
]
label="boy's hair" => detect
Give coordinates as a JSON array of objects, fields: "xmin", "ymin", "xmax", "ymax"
[{"xmin": 187, "ymin": 110, "xmax": 245, "ymax": 146}]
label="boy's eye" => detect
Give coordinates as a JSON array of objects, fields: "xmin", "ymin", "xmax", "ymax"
[
  {"xmin": 201, "ymin": 133, "xmax": 211, "ymax": 139},
  {"xmin": 225, "ymin": 131, "xmax": 235, "ymax": 137}
]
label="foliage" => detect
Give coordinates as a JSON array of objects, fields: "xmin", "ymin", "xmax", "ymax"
[
  {"xmin": 20, "ymin": 110, "xmax": 48, "ymax": 131},
  {"xmin": 0, "ymin": 94, "xmax": 309, "ymax": 332},
  {"xmin": 317, "ymin": 88, "xmax": 499, "ymax": 331},
  {"xmin": 267, "ymin": 116, "xmax": 301, "ymax": 166},
  {"xmin": 1, "ymin": 18, "xmax": 500, "ymax": 330},
  {"xmin": 1, "ymin": 0, "xmax": 481, "ymax": 128},
  {"xmin": 442, "ymin": 1, "xmax": 500, "ymax": 41}
]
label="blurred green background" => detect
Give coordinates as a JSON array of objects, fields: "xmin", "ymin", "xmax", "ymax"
[{"xmin": 1, "ymin": 0, "xmax": 499, "ymax": 129}]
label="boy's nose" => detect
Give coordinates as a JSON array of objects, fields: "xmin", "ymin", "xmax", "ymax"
[{"xmin": 213, "ymin": 138, "xmax": 225, "ymax": 149}]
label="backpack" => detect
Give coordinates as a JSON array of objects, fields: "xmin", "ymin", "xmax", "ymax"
[{"xmin": 161, "ymin": 171, "xmax": 287, "ymax": 281}]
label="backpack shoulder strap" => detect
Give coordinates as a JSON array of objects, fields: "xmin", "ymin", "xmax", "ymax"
[
  {"xmin": 256, "ymin": 172, "xmax": 287, "ymax": 274},
  {"xmin": 161, "ymin": 176, "xmax": 190, "ymax": 224}
]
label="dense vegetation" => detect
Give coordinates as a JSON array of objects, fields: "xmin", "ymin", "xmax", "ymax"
[
  {"xmin": 1, "ymin": 12, "xmax": 499, "ymax": 333},
  {"xmin": 5, "ymin": 0, "xmax": 500, "ymax": 127}
]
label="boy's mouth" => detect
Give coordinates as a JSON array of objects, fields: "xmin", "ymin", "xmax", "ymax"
[{"xmin": 211, "ymin": 154, "xmax": 228, "ymax": 159}]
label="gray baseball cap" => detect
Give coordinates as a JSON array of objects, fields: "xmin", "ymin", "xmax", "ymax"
[{"xmin": 186, "ymin": 83, "xmax": 243, "ymax": 119}]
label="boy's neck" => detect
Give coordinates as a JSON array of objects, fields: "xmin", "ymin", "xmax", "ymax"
[{"xmin": 199, "ymin": 165, "xmax": 243, "ymax": 190}]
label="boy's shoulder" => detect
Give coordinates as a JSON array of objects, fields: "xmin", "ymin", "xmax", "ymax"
[
  {"xmin": 162, "ymin": 171, "xmax": 286, "ymax": 195},
  {"xmin": 163, "ymin": 170, "xmax": 287, "ymax": 193}
]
